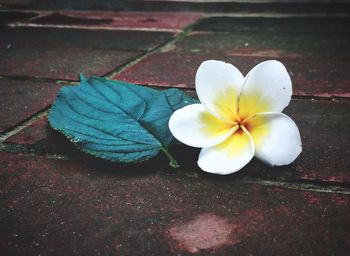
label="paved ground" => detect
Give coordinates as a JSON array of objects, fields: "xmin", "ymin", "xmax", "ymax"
[{"xmin": 1, "ymin": 1, "xmax": 350, "ymax": 255}]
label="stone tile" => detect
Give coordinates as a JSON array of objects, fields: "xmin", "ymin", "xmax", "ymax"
[
  {"xmin": 5, "ymin": 95, "xmax": 350, "ymax": 184},
  {"xmin": 177, "ymin": 31, "xmax": 350, "ymax": 58},
  {"xmin": 0, "ymin": 0, "xmax": 126, "ymax": 10},
  {"xmin": 114, "ymin": 52, "xmax": 203, "ymax": 88},
  {"xmin": 173, "ymin": 32, "xmax": 350, "ymax": 97},
  {"xmin": 243, "ymin": 99, "xmax": 350, "ymax": 184},
  {"xmin": 194, "ymin": 16, "xmax": 350, "ymax": 33},
  {"xmin": 114, "ymin": 52, "xmax": 350, "ymax": 97},
  {"xmin": 0, "ymin": 46, "xmax": 140, "ymax": 80},
  {"xmin": 1, "ymin": 0, "xmax": 349, "ymax": 13},
  {"xmin": 0, "ymin": 0, "xmax": 32, "ymax": 4},
  {"xmin": 286, "ymin": 99, "xmax": 350, "ymax": 183},
  {"xmin": 283, "ymin": 58, "xmax": 350, "ymax": 98},
  {"xmin": 0, "ymin": 152, "xmax": 349, "ymax": 255},
  {"xmin": 0, "ymin": 79, "xmax": 61, "ymax": 133},
  {"xmin": 0, "ymin": 26, "xmax": 173, "ymax": 80},
  {"xmin": 116, "ymin": 22, "xmax": 350, "ymax": 97},
  {"xmin": 1, "ymin": 27, "xmax": 173, "ymax": 51},
  {"xmin": 0, "ymin": 11, "xmax": 38, "ymax": 25},
  {"xmin": 173, "ymin": 98, "xmax": 350, "ymax": 184},
  {"xmin": 5, "ymin": 116, "xmax": 49, "ymax": 145},
  {"xmin": 25, "ymin": 11, "xmax": 202, "ymax": 31}
]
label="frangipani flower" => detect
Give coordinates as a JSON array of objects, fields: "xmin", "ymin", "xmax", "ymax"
[{"xmin": 169, "ymin": 60, "xmax": 302, "ymax": 175}]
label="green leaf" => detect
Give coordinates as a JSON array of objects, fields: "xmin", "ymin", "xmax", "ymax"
[{"xmin": 48, "ymin": 76, "xmax": 197, "ymax": 166}]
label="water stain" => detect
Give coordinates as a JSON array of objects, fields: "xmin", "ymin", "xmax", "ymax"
[{"xmin": 168, "ymin": 213, "xmax": 233, "ymax": 253}]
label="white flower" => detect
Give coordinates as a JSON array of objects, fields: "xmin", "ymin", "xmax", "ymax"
[{"xmin": 168, "ymin": 60, "xmax": 302, "ymax": 175}]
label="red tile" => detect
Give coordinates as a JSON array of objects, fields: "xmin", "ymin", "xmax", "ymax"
[
  {"xmin": 5, "ymin": 116, "xmax": 49, "ymax": 145},
  {"xmin": 5, "ymin": 95, "xmax": 350, "ymax": 185},
  {"xmin": 18, "ymin": 11, "xmax": 202, "ymax": 31},
  {"xmin": 1, "ymin": 27, "xmax": 174, "ymax": 51},
  {"xmin": 286, "ymin": 59, "xmax": 350, "ymax": 98},
  {"xmin": 0, "ymin": 11, "xmax": 38, "ymax": 24},
  {"xmin": 0, "ymin": 152, "xmax": 349, "ymax": 255},
  {"xmin": 115, "ymin": 21, "xmax": 350, "ymax": 97},
  {"xmin": 0, "ymin": 79, "xmax": 61, "ymax": 132},
  {"xmin": 0, "ymin": 46, "xmax": 140, "ymax": 80},
  {"xmin": 284, "ymin": 99, "xmax": 350, "ymax": 183},
  {"xmin": 114, "ymin": 52, "xmax": 350, "ymax": 98},
  {"xmin": 173, "ymin": 98, "xmax": 350, "ymax": 184},
  {"xmin": 177, "ymin": 31, "xmax": 350, "ymax": 59},
  {"xmin": 2, "ymin": 1, "xmax": 347, "ymax": 14},
  {"xmin": 114, "ymin": 52, "xmax": 202, "ymax": 88},
  {"xmin": 244, "ymin": 99, "xmax": 350, "ymax": 184},
  {"xmin": 174, "ymin": 31, "xmax": 350, "ymax": 97},
  {"xmin": 194, "ymin": 16, "xmax": 350, "ymax": 34}
]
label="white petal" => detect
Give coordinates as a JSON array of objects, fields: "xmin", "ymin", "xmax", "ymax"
[
  {"xmin": 197, "ymin": 127, "xmax": 255, "ymax": 175},
  {"xmin": 247, "ymin": 112, "xmax": 302, "ymax": 166},
  {"xmin": 169, "ymin": 104, "xmax": 236, "ymax": 148},
  {"xmin": 195, "ymin": 60, "xmax": 244, "ymax": 122},
  {"xmin": 238, "ymin": 60, "xmax": 292, "ymax": 118}
]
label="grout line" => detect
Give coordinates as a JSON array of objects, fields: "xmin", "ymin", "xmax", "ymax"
[
  {"xmin": 292, "ymin": 95, "xmax": 350, "ymax": 102},
  {"xmin": 204, "ymin": 12, "xmax": 350, "ymax": 18},
  {"xmin": 124, "ymin": 82, "xmax": 350, "ymax": 102},
  {"xmin": 103, "ymin": 50, "xmax": 158, "ymax": 79},
  {"xmin": 0, "ymin": 76, "xmax": 349, "ymax": 102},
  {"xmin": 7, "ymin": 23, "xmax": 183, "ymax": 33},
  {"xmin": 2, "ymin": 138, "xmax": 350, "ymax": 195},
  {"xmin": 0, "ymin": 76, "xmax": 348, "ymax": 102},
  {"xmin": 28, "ymin": 11, "xmax": 51, "ymax": 20},
  {"xmin": 0, "ymin": 144, "xmax": 70, "ymax": 161},
  {"xmin": 0, "ymin": 108, "xmax": 49, "ymax": 143},
  {"xmin": 0, "ymin": 74, "xmax": 77, "ymax": 84},
  {"xmin": 2, "ymin": 139, "xmax": 350, "ymax": 195},
  {"xmin": 104, "ymin": 18, "xmax": 202, "ymax": 79},
  {"xmin": 43, "ymin": 153, "xmax": 69, "ymax": 160},
  {"xmin": 242, "ymin": 178, "xmax": 350, "ymax": 195}
]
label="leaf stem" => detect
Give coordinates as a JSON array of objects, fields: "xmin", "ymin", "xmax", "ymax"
[{"xmin": 161, "ymin": 148, "xmax": 179, "ymax": 168}]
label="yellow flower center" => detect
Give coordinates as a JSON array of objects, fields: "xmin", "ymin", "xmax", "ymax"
[{"xmin": 200, "ymin": 88, "xmax": 271, "ymax": 151}]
